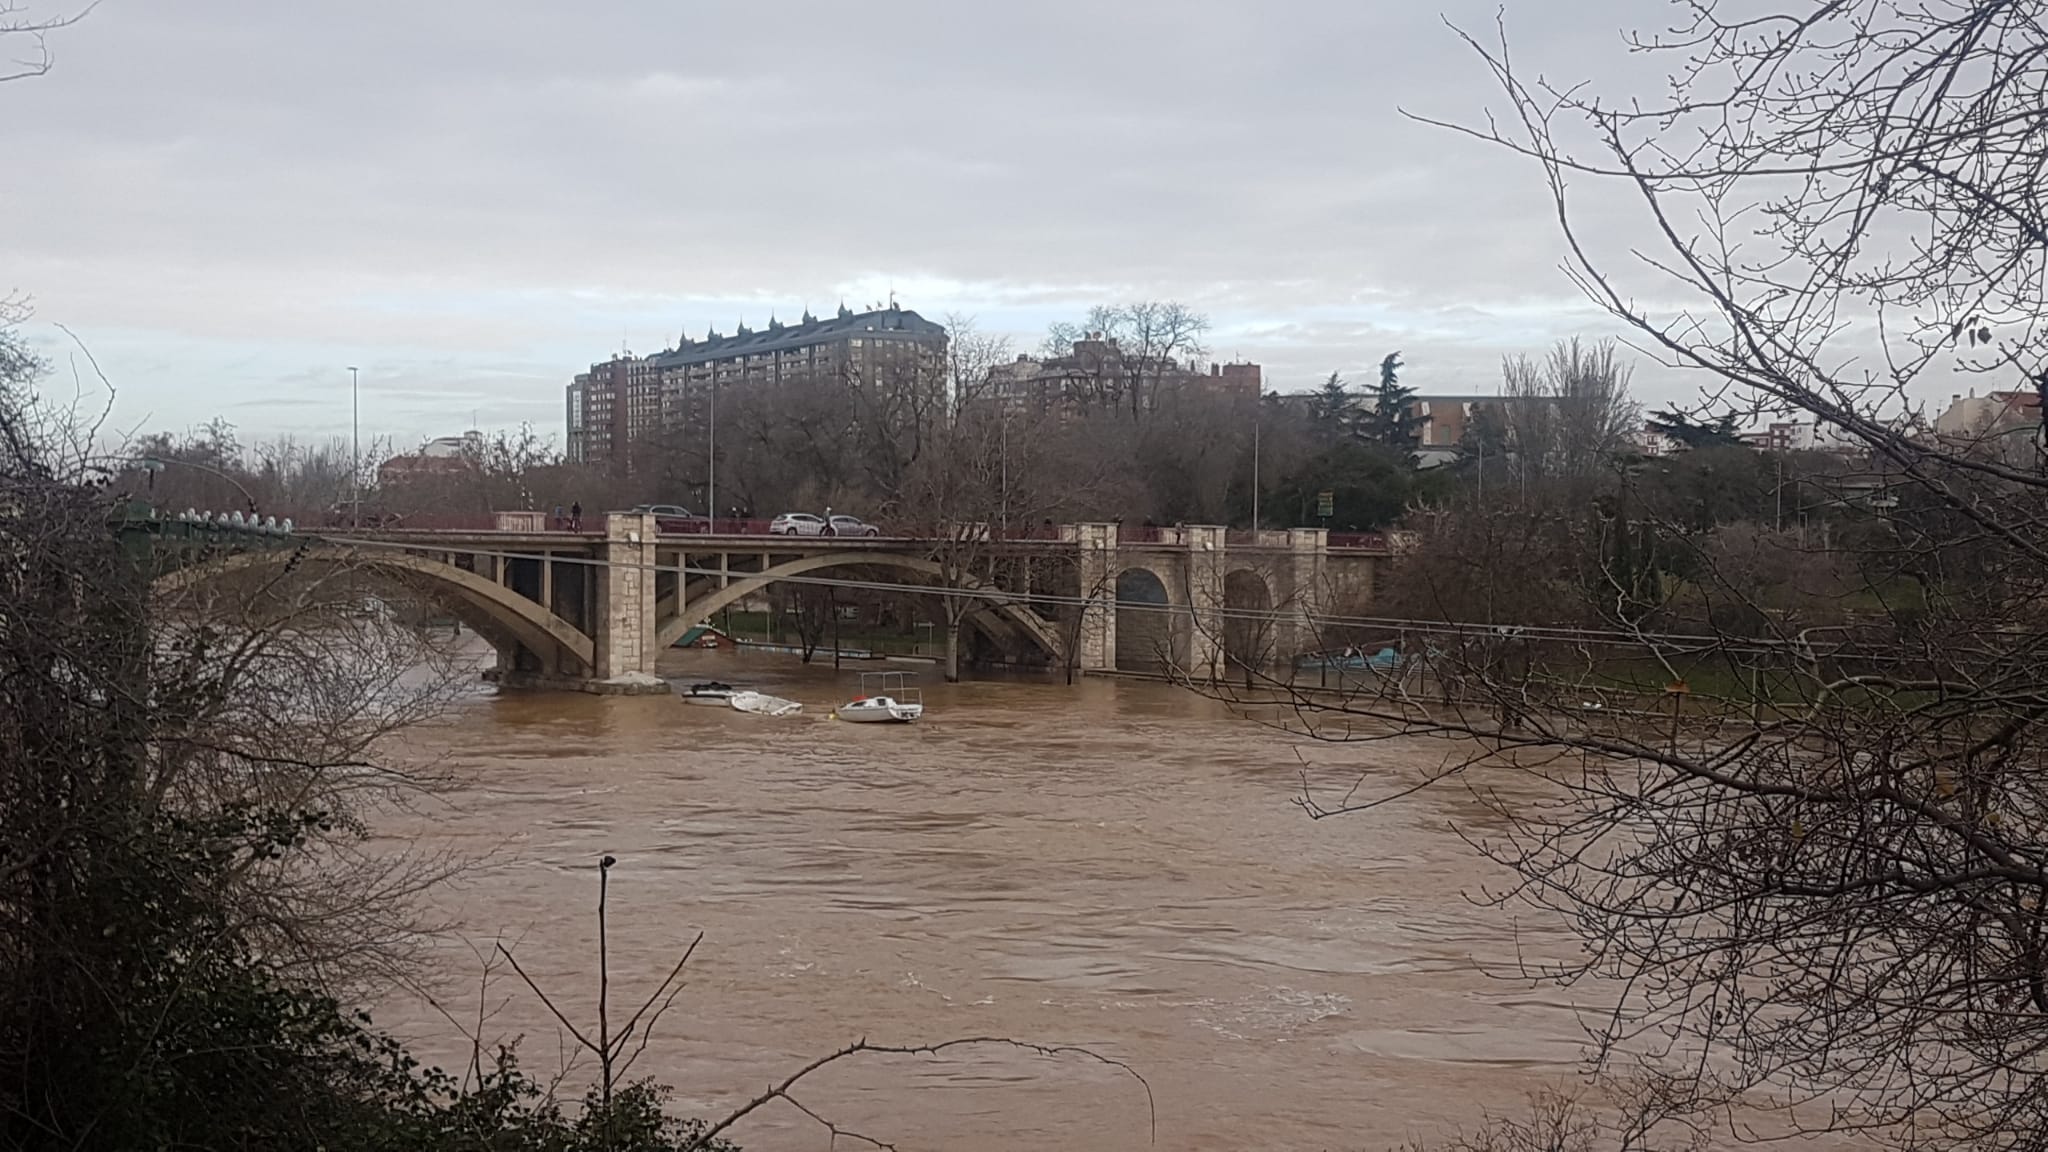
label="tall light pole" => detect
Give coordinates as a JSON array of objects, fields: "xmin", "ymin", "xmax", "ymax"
[
  {"xmin": 1251, "ymin": 415, "xmax": 1260, "ymax": 530},
  {"xmin": 707, "ymin": 379, "xmax": 717, "ymax": 529},
  {"xmin": 348, "ymin": 366, "xmax": 360, "ymax": 528}
]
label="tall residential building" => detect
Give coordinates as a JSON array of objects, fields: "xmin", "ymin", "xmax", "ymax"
[
  {"xmin": 565, "ymin": 373, "xmax": 588, "ymax": 462},
  {"xmin": 566, "ymin": 303, "xmax": 948, "ymax": 467}
]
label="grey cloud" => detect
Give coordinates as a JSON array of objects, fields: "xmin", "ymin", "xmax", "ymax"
[{"xmin": 3, "ymin": 0, "xmax": 1692, "ymax": 440}]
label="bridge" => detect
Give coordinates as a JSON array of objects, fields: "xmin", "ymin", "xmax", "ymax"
[{"xmin": 147, "ymin": 511, "xmax": 1388, "ymax": 691}]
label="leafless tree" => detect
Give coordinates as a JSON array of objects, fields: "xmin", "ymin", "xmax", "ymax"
[
  {"xmin": 1042, "ymin": 301, "xmax": 1211, "ymax": 420},
  {"xmin": 0, "ymin": 1, "xmax": 89, "ymax": 84},
  {"xmin": 1200, "ymin": 5, "xmax": 2048, "ymax": 1149},
  {"xmin": 776, "ymin": 582, "xmax": 836, "ymax": 663},
  {"xmin": 1498, "ymin": 338, "xmax": 1643, "ymax": 491},
  {"xmin": 944, "ymin": 312, "xmax": 1013, "ymax": 414},
  {"xmin": 4, "ymin": 332, "xmax": 470, "ymax": 1010}
]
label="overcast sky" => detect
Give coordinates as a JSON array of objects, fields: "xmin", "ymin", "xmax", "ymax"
[{"xmin": 5, "ymin": 0, "xmax": 1698, "ymax": 448}]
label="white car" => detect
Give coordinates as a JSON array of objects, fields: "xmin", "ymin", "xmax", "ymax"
[
  {"xmin": 769, "ymin": 512, "xmax": 880, "ymax": 537},
  {"xmin": 770, "ymin": 512, "xmax": 828, "ymax": 536},
  {"xmin": 825, "ymin": 514, "xmax": 881, "ymax": 538}
]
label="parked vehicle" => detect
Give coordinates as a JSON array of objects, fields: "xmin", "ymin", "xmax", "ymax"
[
  {"xmin": 824, "ymin": 514, "xmax": 880, "ymax": 537},
  {"xmin": 770, "ymin": 512, "xmax": 828, "ymax": 536},
  {"xmin": 323, "ymin": 502, "xmax": 402, "ymax": 529},
  {"xmin": 632, "ymin": 503, "xmax": 706, "ymax": 533}
]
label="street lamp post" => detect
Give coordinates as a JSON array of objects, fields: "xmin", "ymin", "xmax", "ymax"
[
  {"xmin": 707, "ymin": 378, "xmax": 717, "ymax": 529},
  {"xmin": 1251, "ymin": 415, "xmax": 1260, "ymax": 530},
  {"xmin": 347, "ymin": 366, "xmax": 360, "ymax": 529}
]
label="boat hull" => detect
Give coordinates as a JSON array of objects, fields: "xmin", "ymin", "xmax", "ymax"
[
  {"xmin": 729, "ymin": 691, "xmax": 803, "ymax": 716},
  {"xmin": 836, "ymin": 703, "xmax": 922, "ymax": 723}
]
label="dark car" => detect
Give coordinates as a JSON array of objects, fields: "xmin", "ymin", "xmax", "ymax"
[
  {"xmin": 632, "ymin": 503, "xmax": 707, "ymax": 533},
  {"xmin": 324, "ymin": 502, "xmax": 402, "ymax": 529}
]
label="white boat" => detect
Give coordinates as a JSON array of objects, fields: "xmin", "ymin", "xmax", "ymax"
[
  {"xmin": 834, "ymin": 671, "xmax": 924, "ymax": 723},
  {"xmin": 728, "ymin": 690, "xmax": 803, "ymax": 717},
  {"xmin": 677, "ymin": 680, "xmax": 738, "ymax": 705},
  {"xmin": 835, "ymin": 695, "xmax": 923, "ymax": 722}
]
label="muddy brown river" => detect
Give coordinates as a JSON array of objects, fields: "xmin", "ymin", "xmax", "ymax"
[{"xmin": 376, "ymin": 646, "xmax": 1592, "ymax": 1151}]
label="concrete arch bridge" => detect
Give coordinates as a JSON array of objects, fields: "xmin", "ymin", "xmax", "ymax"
[{"xmin": 151, "ymin": 513, "xmax": 1384, "ymax": 691}]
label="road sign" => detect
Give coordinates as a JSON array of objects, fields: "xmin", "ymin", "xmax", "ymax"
[{"xmin": 1316, "ymin": 489, "xmax": 1335, "ymax": 518}]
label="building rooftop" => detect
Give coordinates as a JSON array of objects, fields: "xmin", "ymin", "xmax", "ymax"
[{"xmin": 648, "ymin": 303, "xmax": 945, "ymax": 368}]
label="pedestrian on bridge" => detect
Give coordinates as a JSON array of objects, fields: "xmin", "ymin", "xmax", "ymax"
[
  {"xmin": 553, "ymin": 504, "xmax": 564, "ymax": 530},
  {"xmin": 570, "ymin": 501, "xmax": 582, "ymax": 532}
]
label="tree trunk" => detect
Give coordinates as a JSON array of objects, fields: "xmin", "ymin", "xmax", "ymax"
[{"xmin": 943, "ymin": 617, "xmax": 961, "ymax": 683}]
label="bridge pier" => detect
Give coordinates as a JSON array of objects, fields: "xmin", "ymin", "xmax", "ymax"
[
  {"xmin": 592, "ymin": 512, "xmax": 662, "ymax": 684},
  {"xmin": 1184, "ymin": 525, "xmax": 1228, "ymax": 682},
  {"xmin": 1283, "ymin": 527, "xmax": 1329, "ymax": 659},
  {"xmin": 1075, "ymin": 522, "xmax": 1118, "ymax": 673}
]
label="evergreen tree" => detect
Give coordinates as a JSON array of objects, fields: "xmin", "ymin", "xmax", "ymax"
[
  {"xmin": 1358, "ymin": 351, "xmax": 1425, "ymax": 451},
  {"xmin": 1646, "ymin": 405, "xmax": 1745, "ymax": 449},
  {"xmin": 1308, "ymin": 370, "xmax": 1356, "ymax": 437},
  {"xmin": 1460, "ymin": 400, "xmax": 1511, "ymax": 463}
]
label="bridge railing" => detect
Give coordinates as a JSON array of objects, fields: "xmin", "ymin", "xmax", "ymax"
[
  {"xmin": 654, "ymin": 518, "xmax": 777, "ymax": 536},
  {"xmin": 310, "ymin": 512, "xmax": 504, "ymax": 533},
  {"xmin": 1328, "ymin": 531, "xmax": 1388, "ymax": 550}
]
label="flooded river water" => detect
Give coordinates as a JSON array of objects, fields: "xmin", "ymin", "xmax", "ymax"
[{"xmin": 376, "ymin": 646, "xmax": 1591, "ymax": 1151}]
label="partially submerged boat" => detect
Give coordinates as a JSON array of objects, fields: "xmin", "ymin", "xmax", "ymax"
[
  {"xmin": 834, "ymin": 671, "xmax": 924, "ymax": 723},
  {"xmin": 1295, "ymin": 645, "xmax": 1403, "ymax": 672},
  {"xmin": 728, "ymin": 690, "xmax": 803, "ymax": 717},
  {"xmin": 677, "ymin": 680, "xmax": 738, "ymax": 704}
]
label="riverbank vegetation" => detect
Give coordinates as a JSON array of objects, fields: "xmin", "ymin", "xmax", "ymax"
[
  {"xmin": 0, "ymin": 301, "xmax": 755, "ymax": 1149},
  {"xmin": 4, "ymin": 288, "xmax": 1153, "ymax": 1148},
  {"xmin": 1228, "ymin": 3, "xmax": 2048, "ymax": 1150}
]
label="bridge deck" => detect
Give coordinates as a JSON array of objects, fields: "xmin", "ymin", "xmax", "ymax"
[{"xmin": 318, "ymin": 528, "xmax": 1390, "ymax": 555}]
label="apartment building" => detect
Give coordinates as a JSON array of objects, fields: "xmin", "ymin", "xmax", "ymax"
[
  {"xmin": 984, "ymin": 335, "xmax": 1262, "ymax": 415},
  {"xmin": 566, "ymin": 303, "xmax": 947, "ymax": 466}
]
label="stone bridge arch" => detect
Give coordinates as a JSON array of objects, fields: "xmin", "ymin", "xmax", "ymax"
[
  {"xmin": 660, "ymin": 552, "xmax": 1063, "ymax": 662},
  {"xmin": 155, "ymin": 548, "xmax": 597, "ymax": 678},
  {"xmin": 1113, "ymin": 564, "xmax": 1187, "ymax": 672},
  {"xmin": 1221, "ymin": 567, "xmax": 1275, "ymax": 677}
]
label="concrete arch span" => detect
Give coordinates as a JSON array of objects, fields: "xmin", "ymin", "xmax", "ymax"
[
  {"xmin": 658, "ymin": 552, "xmax": 1063, "ymax": 662},
  {"xmin": 155, "ymin": 548, "xmax": 596, "ymax": 677}
]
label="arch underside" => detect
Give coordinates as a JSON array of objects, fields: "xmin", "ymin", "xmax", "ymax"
[
  {"xmin": 1222, "ymin": 567, "xmax": 1276, "ymax": 672},
  {"xmin": 657, "ymin": 552, "xmax": 1064, "ymax": 662},
  {"xmin": 156, "ymin": 549, "xmax": 596, "ymax": 677},
  {"xmin": 1114, "ymin": 566, "xmax": 1183, "ymax": 672}
]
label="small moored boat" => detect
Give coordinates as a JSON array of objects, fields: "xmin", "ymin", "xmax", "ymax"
[
  {"xmin": 834, "ymin": 671, "xmax": 924, "ymax": 723},
  {"xmin": 729, "ymin": 690, "xmax": 803, "ymax": 717},
  {"xmin": 1295, "ymin": 645, "xmax": 1403, "ymax": 672},
  {"xmin": 677, "ymin": 680, "xmax": 738, "ymax": 704}
]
